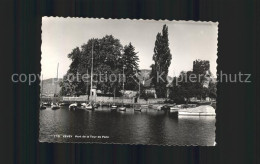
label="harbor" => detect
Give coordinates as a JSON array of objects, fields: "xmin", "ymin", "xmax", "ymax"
[
  {"xmin": 41, "ymin": 97, "xmax": 216, "ymax": 114},
  {"xmin": 39, "ymin": 105, "xmax": 216, "ymax": 145}
]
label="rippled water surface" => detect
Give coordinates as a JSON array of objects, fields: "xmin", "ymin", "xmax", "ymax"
[{"xmin": 39, "ymin": 106, "xmax": 215, "ymax": 145}]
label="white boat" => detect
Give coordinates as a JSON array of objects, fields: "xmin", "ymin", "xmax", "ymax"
[
  {"xmin": 81, "ymin": 103, "xmax": 87, "ymax": 106},
  {"xmin": 43, "ymin": 102, "xmax": 51, "ymax": 107},
  {"xmin": 170, "ymin": 106, "xmax": 180, "ymax": 112},
  {"xmin": 177, "ymin": 105, "xmax": 216, "ymax": 116},
  {"xmin": 85, "ymin": 103, "xmax": 94, "ymax": 110},
  {"xmin": 40, "ymin": 103, "xmax": 47, "ymax": 110},
  {"xmin": 77, "ymin": 102, "xmax": 94, "ymax": 110},
  {"xmin": 178, "ymin": 111, "xmax": 215, "ymax": 116},
  {"xmin": 110, "ymin": 103, "xmax": 117, "ymax": 110},
  {"xmin": 69, "ymin": 103, "xmax": 77, "ymax": 110},
  {"xmin": 156, "ymin": 105, "xmax": 163, "ymax": 111},
  {"xmin": 118, "ymin": 106, "xmax": 126, "ymax": 111},
  {"xmin": 199, "ymin": 112, "xmax": 216, "ymax": 116},
  {"xmin": 51, "ymin": 103, "xmax": 60, "ymax": 110}
]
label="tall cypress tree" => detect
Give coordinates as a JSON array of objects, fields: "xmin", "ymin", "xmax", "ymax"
[{"xmin": 150, "ymin": 24, "xmax": 172, "ymax": 98}]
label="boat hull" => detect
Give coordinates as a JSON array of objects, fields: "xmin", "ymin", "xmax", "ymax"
[
  {"xmin": 80, "ymin": 104, "xmax": 94, "ymax": 110},
  {"xmin": 178, "ymin": 111, "xmax": 216, "ymax": 116},
  {"xmin": 118, "ymin": 107, "xmax": 126, "ymax": 111},
  {"xmin": 40, "ymin": 106, "xmax": 47, "ymax": 110},
  {"xmin": 134, "ymin": 108, "xmax": 142, "ymax": 112},
  {"xmin": 110, "ymin": 105, "xmax": 117, "ymax": 110},
  {"xmin": 51, "ymin": 106, "xmax": 60, "ymax": 110},
  {"xmin": 170, "ymin": 107, "xmax": 179, "ymax": 112},
  {"xmin": 85, "ymin": 106, "xmax": 94, "ymax": 110}
]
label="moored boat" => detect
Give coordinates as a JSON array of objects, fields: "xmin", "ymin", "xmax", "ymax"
[
  {"xmin": 118, "ymin": 106, "xmax": 126, "ymax": 111},
  {"xmin": 43, "ymin": 102, "xmax": 51, "ymax": 107},
  {"xmin": 93, "ymin": 102, "xmax": 99, "ymax": 108},
  {"xmin": 110, "ymin": 104, "xmax": 117, "ymax": 110},
  {"xmin": 40, "ymin": 103, "xmax": 47, "ymax": 110},
  {"xmin": 178, "ymin": 111, "xmax": 215, "ymax": 116},
  {"xmin": 85, "ymin": 103, "xmax": 94, "ymax": 110},
  {"xmin": 51, "ymin": 103, "xmax": 60, "ymax": 110},
  {"xmin": 156, "ymin": 105, "xmax": 163, "ymax": 111},
  {"xmin": 69, "ymin": 103, "xmax": 77, "ymax": 110},
  {"xmin": 169, "ymin": 106, "xmax": 180, "ymax": 112},
  {"xmin": 59, "ymin": 102, "xmax": 69, "ymax": 106},
  {"xmin": 76, "ymin": 102, "xmax": 94, "ymax": 110},
  {"xmin": 134, "ymin": 107, "xmax": 142, "ymax": 112},
  {"xmin": 134, "ymin": 104, "xmax": 142, "ymax": 112},
  {"xmin": 40, "ymin": 74, "xmax": 47, "ymax": 110},
  {"xmin": 118, "ymin": 64, "xmax": 126, "ymax": 112},
  {"xmin": 177, "ymin": 105, "xmax": 216, "ymax": 116}
]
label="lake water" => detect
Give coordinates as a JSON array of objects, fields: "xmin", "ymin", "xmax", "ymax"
[{"xmin": 39, "ymin": 106, "xmax": 216, "ymax": 146}]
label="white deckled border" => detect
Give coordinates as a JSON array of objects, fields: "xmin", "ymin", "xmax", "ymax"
[{"xmin": 39, "ymin": 16, "xmax": 219, "ymax": 146}]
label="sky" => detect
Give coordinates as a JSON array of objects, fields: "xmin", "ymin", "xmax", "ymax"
[{"xmin": 42, "ymin": 17, "xmax": 218, "ymax": 80}]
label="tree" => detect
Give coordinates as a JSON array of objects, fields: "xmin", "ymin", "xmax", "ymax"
[
  {"xmin": 59, "ymin": 47, "xmax": 85, "ymax": 96},
  {"xmin": 169, "ymin": 77, "xmax": 182, "ymax": 102},
  {"xmin": 80, "ymin": 36, "xmax": 123, "ymax": 96},
  {"xmin": 150, "ymin": 24, "xmax": 172, "ymax": 98},
  {"xmin": 208, "ymin": 80, "xmax": 217, "ymax": 99},
  {"xmin": 192, "ymin": 60, "xmax": 212, "ymax": 99},
  {"xmin": 169, "ymin": 60, "xmax": 216, "ymax": 103},
  {"xmin": 122, "ymin": 43, "xmax": 140, "ymax": 90},
  {"xmin": 193, "ymin": 60, "xmax": 211, "ymax": 85},
  {"xmin": 59, "ymin": 35, "xmax": 140, "ymax": 97}
]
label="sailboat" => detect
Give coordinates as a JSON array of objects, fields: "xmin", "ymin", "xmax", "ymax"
[
  {"xmin": 40, "ymin": 74, "xmax": 47, "ymax": 110},
  {"xmin": 118, "ymin": 65, "xmax": 126, "ymax": 111},
  {"xmin": 134, "ymin": 79, "xmax": 142, "ymax": 112},
  {"xmin": 69, "ymin": 102, "xmax": 78, "ymax": 110},
  {"xmin": 84, "ymin": 103, "xmax": 94, "ymax": 110},
  {"xmin": 134, "ymin": 104, "xmax": 142, "ymax": 112},
  {"xmin": 51, "ymin": 63, "xmax": 60, "ymax": 110},
  {"xmin": 84, "ymin": 41, "xmax": 95, "ymax": 110},
  {"xmin": 51, "ymin": 102, "xmax": 60, "ymax": 110},
  {"xmin": 110, "ymin": 88, "xmax": 117, "ymax": 110}
]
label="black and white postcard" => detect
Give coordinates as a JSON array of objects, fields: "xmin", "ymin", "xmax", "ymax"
[{"xmin": 40, "ymin": 17, "xmax": 218, "ymax": 146}]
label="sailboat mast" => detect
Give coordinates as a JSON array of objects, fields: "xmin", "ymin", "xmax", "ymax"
[
  {"xmin": 122, "ymin": 65, "xmax": 125, "ymax": 104},
  {"xmin": 54, "ymin": 63, "xmax": 59, "ymax": 96},
  {"xmin": 90, "ymin": 41, "xmax": 94, "ymax": 101},
  {"xmin": 138, "ymin": 79, "xmax": 140, "ymax": 99},
  {"xmin": 86, "ymin": 68, "xmax": 88, "ymax": 96},
  {"xmin": 122, "ymin": 66, "xmax": 124, "ymax": 91},
  {"xmin": 57, "ymin": 63, "xmax": 59, "ymax": 79},
  {"xmin": 41, "ymin": 74, "xmax": 43, "ymax": 102}
]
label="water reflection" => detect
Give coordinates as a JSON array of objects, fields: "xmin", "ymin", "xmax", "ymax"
[{"xmin": 39, "ymin": 106, "xmax": 215, "ymax": 145}]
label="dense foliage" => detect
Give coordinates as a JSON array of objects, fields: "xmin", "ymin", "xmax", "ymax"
[
  {"xmin": 60, "ymin": 35, "xmax": 140, "ymax": 97},
  {"xmin": 169, "ymin": 60, "xmax": 216, "ymax": 103},
  {"xmin": 150, "ymin": 24, "xmax": 172, "ymax": 98}
]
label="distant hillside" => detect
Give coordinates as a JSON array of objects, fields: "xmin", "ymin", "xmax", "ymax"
[{"xmin": 40, "ymin": 78, "xmax": 62, "ymax": 96}]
